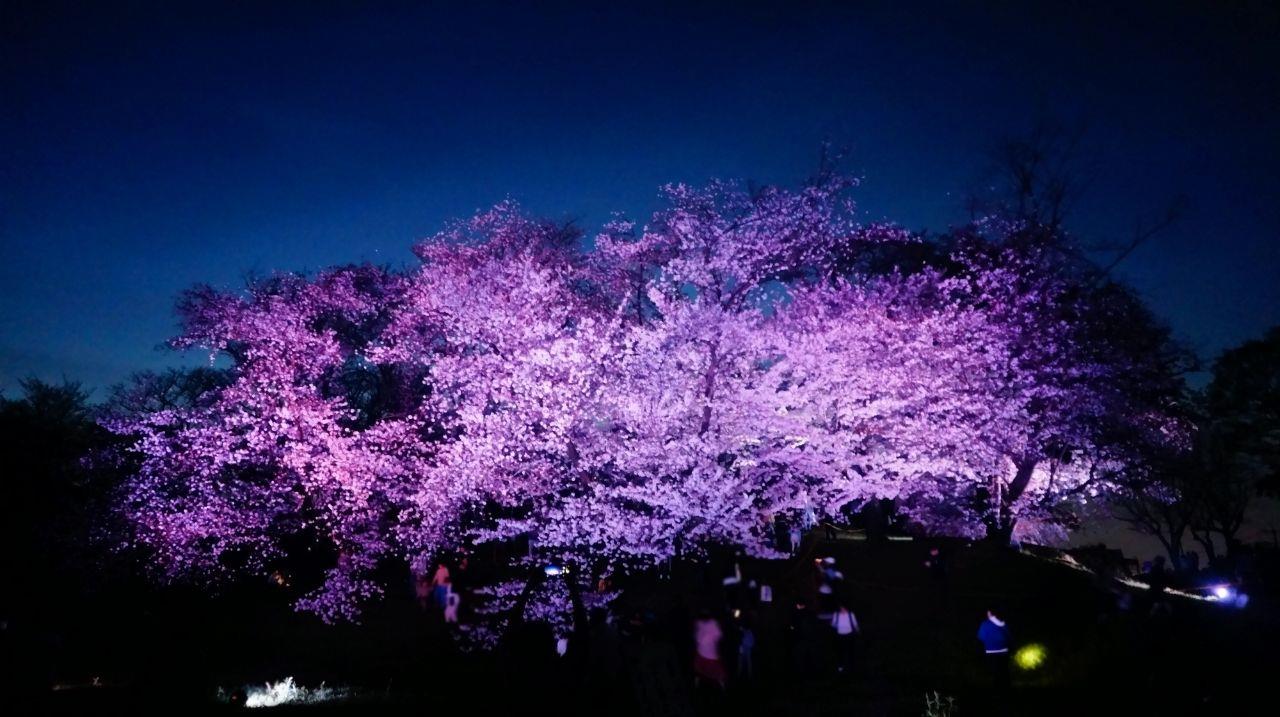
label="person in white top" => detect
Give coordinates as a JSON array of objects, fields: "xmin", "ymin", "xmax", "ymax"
[
  {"xmin": 831, "ymin": 603, "xmax": 859, "ymax": 673},
  {"xmin": 443, "ymin": 587, "xmax": 461, "ymax": 623}
]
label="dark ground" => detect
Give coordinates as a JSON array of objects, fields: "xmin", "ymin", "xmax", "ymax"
[{"xmin": 5, "ymin": 534, "xmax": 1279, "ymax": 715}]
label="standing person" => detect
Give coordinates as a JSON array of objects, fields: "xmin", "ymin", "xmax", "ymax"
[
  {"xmin": 693, "ymin": 611, "xmax": 727, "ymax": 689},
  {"xmin": 924, "ymin": 546, "xmax": 950, "ymax": 619},
  {"xmin": 771, "ymin": 514, "xmax": 788, "ymax": 552},
  {"xmin": 454, "ymin": 553, "xmax": 470, "ymax": 591},
  {"xmin": 817, "ymin": 557, "xmax": 843, "ymax": 616},
  {"xmin": 443, "ymin": 587, "xmax": 461, "ymax": 623},
  {"xmin": 830, "ymin": 603, "xmax": 859, "ymax": 673},
  {"xmin": 924, "ymin": 546, "xmax": 947, "ymax": 583},
  {"xmin": 430, "ymin": 561, "xmax": 451, "ymax": 608},
  {"xmin": 736, "ymin": 619, "xmax": 756, "ymax": 681},
  {"xmin": 1143, "ymin": 555, "xmax": 1171, "ymax": 617},
  {"xmin": 789, "ymin": 524, "xmax": 803, "ymax": 556},
  {"xmin": 414, "ymin": 570, "xmax": 432, "ymax": 612},
  {"xmin": 816, "ymin": 577, "xmax": 835, "ymax": 617},
  {"xmin": 977, "ymin": 608, "xmax": 1011, "ymax": 689},
  {"xmin": 822, "ymin": 557, "xmax": 844, "ymax": 584},
  {"xmin": 722, "ymin": 558, "xmax": 746, "ymax": 610},
  {"xmin": 789, "ymin": 601, "xmax": 820, "ymax": 676}
]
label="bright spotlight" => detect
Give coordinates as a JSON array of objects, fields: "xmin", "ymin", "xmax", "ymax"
[
  {"xmin": 238, "ymin": 677, "xmax": 350, "ymax": 708},
  {"xmin": 1212, "ymin": 585, "xmax": 1232, "ymax": 600},
  {"xmin": 543, "ymin": 564, "xmax": 563, "ymax": 577},
  {"xmin": 1014, "ymin": 643, "xmax": 1047, "ymax": 671}
]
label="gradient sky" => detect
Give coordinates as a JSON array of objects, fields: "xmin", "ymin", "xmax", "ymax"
[{"xmin": 3, "ymin": 0, "xmax": 1278, "ymax": 396}]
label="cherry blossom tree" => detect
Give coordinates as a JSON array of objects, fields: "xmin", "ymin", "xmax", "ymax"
[
  {"xmin": 934, "ymin": 219, "xmax": 1190, "ymax": 542},
  {"xmin": 530, "ymin": 175, "xmax": 872, "ymax": 562},
  {"xmin": 107, "ymin": 174, "xmax": 1186, "ymax": 626},
  {"xmin": 109, "ymin": 265, "xmax": 414, "ymax": 621},
  {"xmin": 772, "ymin": 272, "xmax": 1019, "ymax": 537}
]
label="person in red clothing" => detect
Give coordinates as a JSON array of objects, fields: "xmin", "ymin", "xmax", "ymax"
[{"xmin": 430, "ymin": 561, "xmax": 451, "ymax": 608}]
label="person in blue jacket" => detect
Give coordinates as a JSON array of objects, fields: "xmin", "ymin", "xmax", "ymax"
[{"xmin": 977, "ymin": 607, "xmax": 1011, "ymax": 689}]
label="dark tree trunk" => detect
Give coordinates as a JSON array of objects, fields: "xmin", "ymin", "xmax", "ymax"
[
  {"xmin": 1223, "ymin": 533, "xmax": 1243, "ymax": 560},
  {"xmin": 861, "ymin": 499, "xmax": 889, "ymax": 543},
  {"xmin": 698, "ymin": 346, "xmax": 718, "ymax": 436},
  {"xmin": 1157, "ymin": 534, "xmax": 1184, "ymax": 570},
  {"xmin": 985, "ymin": 519, "xmax": 1015, "ymax": 547},
  {"xmin": 984, "ymin": 459, "xmax": 1037, "ymax": 545},
  {"xmin": 1192, "ymin": 530, "xmax": 1218, "ymax": 567}
]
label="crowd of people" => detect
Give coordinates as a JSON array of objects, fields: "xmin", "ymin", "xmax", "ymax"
[
  {"xmin": 404, "ymin": 518, "xmax": 1261, "ymax": 716},
  {"xmin": 410, "ymin": 525, "xmax": 1029, "ymax": 710},
  {"xmin": 414, "ymin": 555, "xmax": 469, "ymax": 624},
  {"xmin": 438, "ymin": 516, "xmax": 1249, "ymax": 717},
  {"xmin": 679, "ymin": 547, "xmax": 1007, "ymax": 689}
]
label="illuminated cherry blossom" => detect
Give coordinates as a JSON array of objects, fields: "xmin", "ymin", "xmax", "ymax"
[{"xmin": 107, "ymin": 177, "xmax": 1184, "ymax": 624}]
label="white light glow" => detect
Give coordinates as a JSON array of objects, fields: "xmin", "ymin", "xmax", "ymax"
[{"xmin": 242, "ymin": 677, "xmax": 348, "ymax": 709}]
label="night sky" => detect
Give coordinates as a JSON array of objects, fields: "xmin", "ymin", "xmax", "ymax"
[{"xmin": 3, "ymin": 1, "xmax": 1278, "ymax": 395}]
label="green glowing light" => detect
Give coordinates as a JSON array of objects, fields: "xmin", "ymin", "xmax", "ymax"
[{"xmin": 1014, "ymin": 643, "xmax": 1047, "ymax": 670}]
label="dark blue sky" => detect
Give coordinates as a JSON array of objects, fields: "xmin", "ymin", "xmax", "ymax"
[{"xmin": 3, "ymin": 1, "xmax": 1278, "ymax": 395}]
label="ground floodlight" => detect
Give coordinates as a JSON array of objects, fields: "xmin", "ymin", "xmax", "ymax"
[{"xmin": 1014, "ymin": 643, "xmax": 1047, "ymax": 671}]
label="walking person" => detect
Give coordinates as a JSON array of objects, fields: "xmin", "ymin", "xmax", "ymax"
[{"xmin": 830, "ymin": 603, "xmax": 859, "ymax": 674}]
